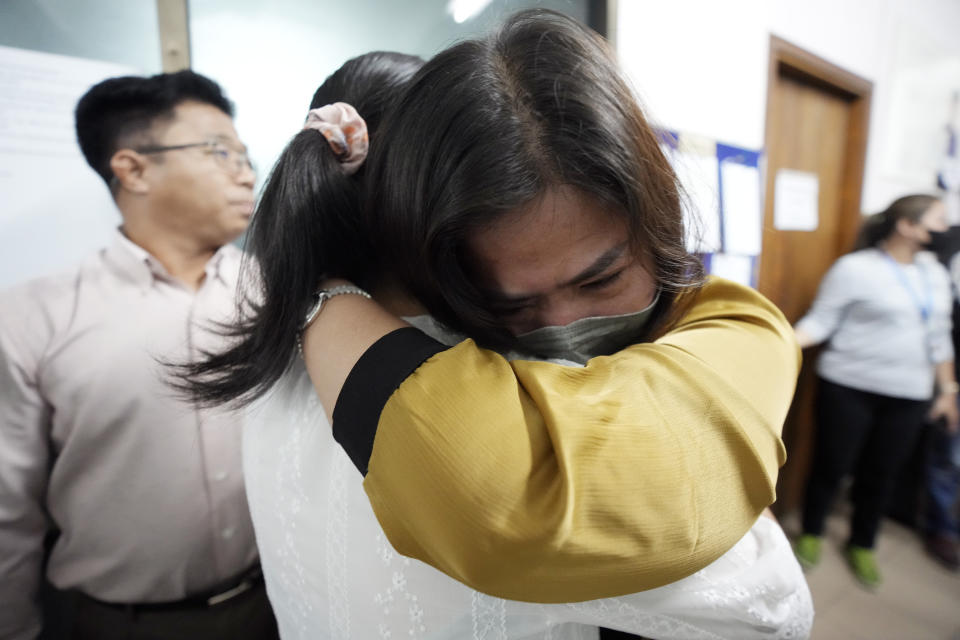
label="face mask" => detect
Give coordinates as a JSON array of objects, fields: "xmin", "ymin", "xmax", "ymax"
[
  {"xmin": 513, "ymin": 292, "xmax": 660, "ymax": 364},
  {"xmin": 924, "ymin": 229, "xmax": 953, "ymax": 254}
]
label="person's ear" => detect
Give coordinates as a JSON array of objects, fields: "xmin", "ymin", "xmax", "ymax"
[
  {"xmin": 110, "ymin": 149, "xmax": 150, "ymax": 195},
  {"xmin": 895, "ymin": 217, "xmax": 918, "ymax": 239}
]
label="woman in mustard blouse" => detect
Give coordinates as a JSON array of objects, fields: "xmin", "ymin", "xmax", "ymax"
[{"xmin": 183, "ymin": 10, "xmax": 801, "ymax": 604}]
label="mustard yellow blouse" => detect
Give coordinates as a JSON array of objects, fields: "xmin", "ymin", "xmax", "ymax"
[{"xmin": 332, "ymin": 277, "xmax": 800, "ymax": 602}]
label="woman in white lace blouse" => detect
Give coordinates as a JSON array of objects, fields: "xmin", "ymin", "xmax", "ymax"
[{"xmin": 180, "ymin": 11, "xmax": 812, "ymax": 639}]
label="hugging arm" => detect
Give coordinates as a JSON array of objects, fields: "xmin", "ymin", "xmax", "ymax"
[{"xmin": 304, "ymin": 277, "xmax": 800, "ymax": 602}]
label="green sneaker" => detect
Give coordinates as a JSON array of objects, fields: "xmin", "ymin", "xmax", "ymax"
[
  {"xmin": 794, "ymin": 534, "xmax": 822, "ymax": 569},
  {"xmin": 846, "ymin": 545, "xmax": 882, "ymax": 589}
]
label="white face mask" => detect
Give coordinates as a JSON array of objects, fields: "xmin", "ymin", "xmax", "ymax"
[{"xmin": 513, "ymin": 292, "xmax": 660, "ymax": 364}]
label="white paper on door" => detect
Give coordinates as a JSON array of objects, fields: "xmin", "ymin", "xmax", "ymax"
[{"xmin": 774, "ymin": 169, "xmax": 820, "ymax": 231}]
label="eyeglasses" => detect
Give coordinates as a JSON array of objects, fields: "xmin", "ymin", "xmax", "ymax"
[{"xmin": 135, "ymin": 141, "xmax": 254, "ymax": 175}]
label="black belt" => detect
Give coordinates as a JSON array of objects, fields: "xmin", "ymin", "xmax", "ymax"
[{"xmin": 84, "ymin": 565, "xmax": 264, "ymax": 613}]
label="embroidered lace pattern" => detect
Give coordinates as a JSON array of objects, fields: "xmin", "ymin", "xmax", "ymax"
[
  {"xmin": 373, "ymin": 532, "xmax": 427, "ymax": 638},
  {"xmin": 326, "ymin": 449, "xmax": 350, "ymax": 638},
  {"xmin": 472, "ymin": 591, "xmax": 508, "ymax": 640}
]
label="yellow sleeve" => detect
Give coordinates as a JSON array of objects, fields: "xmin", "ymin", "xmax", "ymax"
[{"xmin": 354, "ymin": 277, "xmax": 799, "ymax": 602}]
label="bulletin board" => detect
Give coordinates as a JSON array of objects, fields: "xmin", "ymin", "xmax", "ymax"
[
  {"xmin": 658, "ymin": 129, "xmax": 764, "ymax": 288},
  {"xmin": 0, "ymin": 46, "xmax": 137, "ymax": 289}
]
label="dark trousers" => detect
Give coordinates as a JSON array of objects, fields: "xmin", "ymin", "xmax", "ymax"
[
  {"xmin": 599, "ymin": 628, "xmax": 648, "ymax": 639},
  {"xmin": 802, "ymin": 377, "xmax": 929, "ymax": 548},
  {"xmin": 45, "ymin": 579, "xmax": 279, "ymax": 640}
]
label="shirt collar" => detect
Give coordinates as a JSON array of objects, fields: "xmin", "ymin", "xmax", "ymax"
[
  {"xmin": 104, "ymin": 229, "xmax": 238, "ymax": 291},
  {"xmin": 204, "ymin": 246, "xmax": 237, "ymax": 287}
]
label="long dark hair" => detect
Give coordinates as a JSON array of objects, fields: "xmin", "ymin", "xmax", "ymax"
[
  {"xmin": 854, "ymin": 194, "xmax": 940, "ymax": 250},
  {"xmin": 176, "ymin": 51, "xmax": 424, "ymax": 406},
  {"xmin": 364, "ymin": 9, "xmax": 703, "ymax": 347}
]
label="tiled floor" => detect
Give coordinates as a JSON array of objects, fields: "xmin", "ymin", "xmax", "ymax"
[{"xmin": 780, "ymin": 506, "xmax": 960, "ymax": 639}]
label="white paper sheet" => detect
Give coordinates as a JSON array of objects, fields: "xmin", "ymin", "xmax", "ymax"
[
  {"xmin": 720, "ymin": 161, "xmax": 762, "ymax": 256},
  {"xmin": 0, "ymin": 46, "xmax": 137, "ymax": 288},
  {"xmin": 709, "ymin": 253, "xmax": 755, "ymax": 288},
  {"xmin": 774, "ymin": 169, "xmax": 820, "ymax": 231},
  {"xmin": 669, "ymin": 150, "xmax": 721, "ymax": 253}
]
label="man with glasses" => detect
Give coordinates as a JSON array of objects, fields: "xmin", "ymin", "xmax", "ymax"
[{"xmin": 0, "ymin": 70, "xmax": 277, "ymax": 639}]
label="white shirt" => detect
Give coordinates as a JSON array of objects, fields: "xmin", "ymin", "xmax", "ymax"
[
  {"xmin": 0, "ymin": 232, "xmax": 257, "ymax": 639},
  {"xmin": 244, "ymin": 318, "xmax": 813, "ymax": 640},
  {"xmin": 795, "ymin": 248, "xmax": 953, "ymax": 399}
]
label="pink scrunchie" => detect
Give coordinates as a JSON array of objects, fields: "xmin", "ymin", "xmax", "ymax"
[{"xmin": 303, "ymin": 102, "xmax": 369, "ymax": 175}]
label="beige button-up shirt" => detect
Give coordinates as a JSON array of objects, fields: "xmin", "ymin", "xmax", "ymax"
[{"xmin": 0, "ymin": 232, "xmax": 257, "ymax": 640}]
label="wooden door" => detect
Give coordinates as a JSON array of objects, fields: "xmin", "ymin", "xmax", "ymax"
[{"xmin": 758, "ymin": 37, "xmax": 872, "ymax": 515}]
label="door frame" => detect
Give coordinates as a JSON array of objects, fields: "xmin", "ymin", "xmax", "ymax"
[
  {"xmin": 763, "ymin": 35, "xmax": 873, "ymax": 260},
  {"xmin": 761, "ymin": 36, "xmax": 873, "ymax": 514}
]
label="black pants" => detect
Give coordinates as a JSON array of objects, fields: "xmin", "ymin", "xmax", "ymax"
[
  {"xmin": 599, "ymin": 628, "xmax": 648, "ymax": 639},
  {"xmin": 46, "ymin": 579, "xmax": 279, "ymax": 640},
  {"xmin": 802, "ymin": 377, "xmax": 929, "ymax": 548}
]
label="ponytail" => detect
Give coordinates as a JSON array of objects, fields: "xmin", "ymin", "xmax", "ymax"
[
  {"xmin": 173, "ymin": 130, "xmax": 371, "ymax": 407},
  {"xmin": 853, "ymin": 210, "xmax": 890, "ymax": 250},
  {"xmin": 170, "ymin": 51, "xmax": 425, "ymax": 407}
]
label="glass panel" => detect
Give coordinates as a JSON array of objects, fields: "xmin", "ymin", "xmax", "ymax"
[{"xmin": 0, "ymin": 0, "xmax": 161, "ymax": 71}]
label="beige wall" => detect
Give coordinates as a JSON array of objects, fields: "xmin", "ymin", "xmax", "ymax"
[{"xmin": 615, "ymin": 0, "xmax": 960, "ymax": 214}]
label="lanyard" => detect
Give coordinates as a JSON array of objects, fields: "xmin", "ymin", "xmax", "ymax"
[{"xmin": 882, "ymin": 252, "xmax": 933, "ymax": 323}]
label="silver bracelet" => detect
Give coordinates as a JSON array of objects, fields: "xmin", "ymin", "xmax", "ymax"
[
  {"xmin": 939, "ymin": 381, "xmax": 960, "ymax": 395},
  {"xmin": 298, "ymin": 285, "xmax": 372, "ymax": 356}
]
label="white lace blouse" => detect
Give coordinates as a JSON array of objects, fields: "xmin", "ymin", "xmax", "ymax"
[{"xmin": 244, "ymin": 352, "xmax": 812, "ymax": 639}]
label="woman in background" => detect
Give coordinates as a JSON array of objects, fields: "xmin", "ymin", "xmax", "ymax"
[{"xmin": 794, "ymin": 194, "xmax": 958, "ymax": 588}]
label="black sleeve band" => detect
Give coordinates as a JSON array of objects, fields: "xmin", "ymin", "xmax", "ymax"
[{"xmin": 332, "ymin": 327, "xmax": 447, "ymax": 475}]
